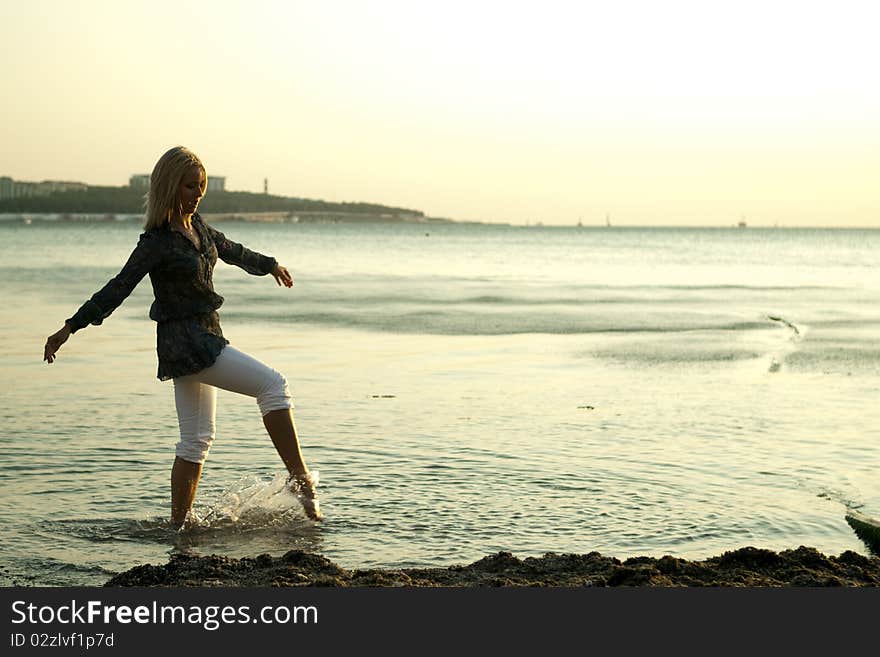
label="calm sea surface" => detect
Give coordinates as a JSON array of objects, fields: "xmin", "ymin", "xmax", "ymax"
[{"xmin": 1, "ymin": 219, "xmax": 878, "ymax": 585}]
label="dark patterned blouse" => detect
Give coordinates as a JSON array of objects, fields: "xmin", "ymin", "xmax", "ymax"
[{"xmin": 65, "ymin": 213, "xmax": 278, "ymax": 380}]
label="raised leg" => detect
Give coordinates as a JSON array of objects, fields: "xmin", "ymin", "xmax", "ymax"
[
  {"xmin": 182, "ymin": 347, "xmax": 323, "ymax": 521},
  {"xmin": 262, "ymin": 408, "xmax": 308, "ymax": 474},
  {"xmin": 263, "ymin": 408, "xmax": 323, "ymax": 521}
]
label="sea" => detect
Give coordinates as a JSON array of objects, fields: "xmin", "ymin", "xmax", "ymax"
[{"xmin": 1, "ymin": 218, "xmax": 878, "ymax": 586}]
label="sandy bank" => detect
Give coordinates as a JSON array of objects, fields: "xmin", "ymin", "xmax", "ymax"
[{"xmin": 105, "ymin": 547, "xmax": 880, "ymax": 587}]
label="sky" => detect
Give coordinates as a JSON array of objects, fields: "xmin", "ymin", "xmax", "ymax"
[{"xmin": 1, "ymin": 0, "xmax": 878, "ymax": 226}]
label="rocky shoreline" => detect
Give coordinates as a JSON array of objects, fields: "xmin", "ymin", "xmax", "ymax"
[{"xmin": 106, "ymin": 547, "xmax": 880, "ymax": 587}]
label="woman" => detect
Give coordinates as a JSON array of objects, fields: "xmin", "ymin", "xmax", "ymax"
[{"xmin": 43, "ymin": 146, "xmax": 322, "ymax": 527}]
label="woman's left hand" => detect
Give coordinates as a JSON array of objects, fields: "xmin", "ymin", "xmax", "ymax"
[{"xmin": 272, "ymin": 264, "xmax": 294, "ymax": 288}]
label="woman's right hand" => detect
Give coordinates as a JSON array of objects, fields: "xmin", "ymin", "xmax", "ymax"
[{"xmin": 44, "ymin": 324, "xmax": 72, "ymax": 364}]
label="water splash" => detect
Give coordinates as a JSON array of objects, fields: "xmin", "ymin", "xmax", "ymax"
[
  {"xmin": 188, "ymin": 471, "xmax": 320, "ymax": 529},
  {"xmin": 38, "ymin": 470, "xmax": 321, "ymax": 545},
  {"xmin": 765, "ymin": 315, "xmax": 806, "ymax": 373},
  {"xmin": 767, "ymin": 315, "xmax": 801, "ymax": 336}
]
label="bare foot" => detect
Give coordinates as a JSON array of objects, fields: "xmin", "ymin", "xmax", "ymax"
[{"xmin": 288, "ymin": 472, "xmax": 323, "ymax": 521}]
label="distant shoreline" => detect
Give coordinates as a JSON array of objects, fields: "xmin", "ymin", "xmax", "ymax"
[
  {"xmin": 0, "ymin": 183, "xmax": 427, "ymax": 220},
  {"xmin": 0, "ymin": 213, "xmax": 875, "ymax": 230},
  {"xmin": 0, "ymin": 211, "xmax": 458, "ymax": 225}
]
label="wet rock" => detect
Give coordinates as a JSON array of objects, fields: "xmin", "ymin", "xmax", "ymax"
[
  {"xmin": 715, "ymin": 546, "xmax": 783, "ymax": 569},
  {"xmin": 838, "ymin": 550, "xmax": 872, "ymax": 567},
  {"xmin": 608, "ymin": 566, "xmax": 655, "ymax": 586},
  {"xmin": 656, "ymin": 556, "xmax": 682, "ymax": 575},
  {"xmin": 845, "ymin": 512, "xmax": 880, "ymax": 555},
  {"xmin": 470, "ymin": 552, "xmax": 522, "ymax": 572}
]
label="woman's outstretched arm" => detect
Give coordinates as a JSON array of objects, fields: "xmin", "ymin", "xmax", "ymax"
[
  {"xmin": 271, "ymin": 264, "xmax": 293, "ymax": 288},
  {"xmin": 44, "ymin": 323, "xmax": 72, "ymax": 363},
  {"xmin": 202, "ymin": 220, "xmax": 279, "ymax": 276},
  {"xmin": 43, "ymin": 232, "xmax": 162, "ymax": 364}
]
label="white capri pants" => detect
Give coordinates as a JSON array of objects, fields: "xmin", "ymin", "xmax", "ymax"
[{"xmin": 172, "ymin": 346, "xmax": 292, "ymax": 464}]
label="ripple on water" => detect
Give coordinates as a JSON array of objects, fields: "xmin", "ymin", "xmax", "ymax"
[{"xmin": 20, "ymin": 473, "xmax": 328, "ymax": 584}]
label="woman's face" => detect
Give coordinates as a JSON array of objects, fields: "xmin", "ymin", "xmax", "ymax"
[{"xmin": 179, "ymin": 166, "xmax": 206, "ymax": 215}]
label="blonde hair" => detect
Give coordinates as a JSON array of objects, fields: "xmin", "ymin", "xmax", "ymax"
[{"xmin": 143, "ymin": 146, "xmax": 207, "ymax": 230}]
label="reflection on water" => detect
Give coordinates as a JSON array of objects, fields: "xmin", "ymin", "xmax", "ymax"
[
  {"xmin": 11, "ymin": 474, "xmax": 327, "ymax": 586},
  {"xmin": 2, "ymin": 223, "xmax": 879, "ymax": 585}
]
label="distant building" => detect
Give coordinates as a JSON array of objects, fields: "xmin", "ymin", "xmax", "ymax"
[
  {"xmin": 0, "ymin": 176, "xmax": 87, "ymax": 199},
  {"xmin": 130, "ymin": 174, "xmax": 225, "ymax": 191},
  {"xmin": 129, "ymin": 174, "xmax": 150, "ymax": 190}
]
